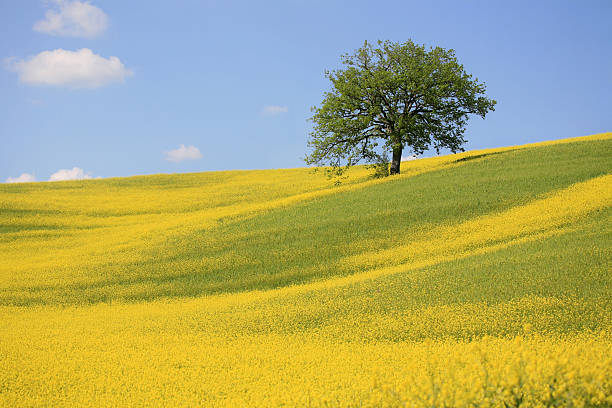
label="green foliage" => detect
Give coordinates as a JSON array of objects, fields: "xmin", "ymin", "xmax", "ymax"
[
  {"xmin": 368, "ymin": 152, "xmax": 390, "ymax": 178},
  {"xmin": 305, "ymin": 39, "xmax": 497, "ymax": 176}
]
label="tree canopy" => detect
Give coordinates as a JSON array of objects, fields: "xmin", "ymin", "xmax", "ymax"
[{"xmin": 305, "ymin": 40, "xmax": 497, "ymax": 176}]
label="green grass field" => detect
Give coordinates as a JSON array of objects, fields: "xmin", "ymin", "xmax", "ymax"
[{"xmin": 1, "ymin": 133, "xmax": 611, "ymax": 406}]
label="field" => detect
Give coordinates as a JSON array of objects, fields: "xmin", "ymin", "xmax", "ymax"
[{"xmin": 1, "ymin": 133, "xmax": 611, "ymax": 407}]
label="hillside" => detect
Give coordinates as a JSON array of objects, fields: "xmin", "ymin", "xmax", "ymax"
[{"xmin": 1, "ymin": 133, "xmax": 611, "ymax": 406}]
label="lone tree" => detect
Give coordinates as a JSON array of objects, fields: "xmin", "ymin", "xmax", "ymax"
[{"xmin": 305, "ymin": 40, "xmax": 496, "ymax": 176}]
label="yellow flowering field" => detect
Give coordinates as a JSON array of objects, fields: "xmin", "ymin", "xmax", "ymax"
[{"xmin": 0, "ymin": 133, "xmax": 611, "ymax": 406}]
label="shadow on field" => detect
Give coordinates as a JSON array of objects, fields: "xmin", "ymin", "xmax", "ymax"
[{"xmin": 454, "ymin": 150, "xmax": 511, "ymax": 163}]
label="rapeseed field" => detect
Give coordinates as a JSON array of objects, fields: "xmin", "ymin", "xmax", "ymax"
[{"xmin": 1, "ymin": 133, "xmax": 611, "ymax": 407}]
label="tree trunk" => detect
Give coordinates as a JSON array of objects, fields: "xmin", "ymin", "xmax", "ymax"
[{"xmin": 390, "ymin": 145, "xmax": 403, "ymax": 175}]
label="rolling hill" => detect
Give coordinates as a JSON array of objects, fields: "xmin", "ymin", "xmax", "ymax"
[{"xmin": 1, "ymin": 133, "xmax": 611, "ymax": 406}]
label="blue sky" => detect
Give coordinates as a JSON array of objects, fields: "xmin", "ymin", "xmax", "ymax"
[{"xmin": 1, "ymin": 0, "xmax": 611, "ymax": 182}]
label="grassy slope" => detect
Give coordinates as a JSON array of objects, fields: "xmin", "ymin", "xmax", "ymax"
[
  {"xmin": 1, "ymin": 135, "xmax": 611, "ymax": 305},
  {"xmin": 0, "ymin": 133, "xmax": 611, "ymax": 406}
]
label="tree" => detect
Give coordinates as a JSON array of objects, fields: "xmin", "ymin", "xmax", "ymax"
[{"xmin": 305, "ymin": 40, "xmax": 497, "ymax": 176}]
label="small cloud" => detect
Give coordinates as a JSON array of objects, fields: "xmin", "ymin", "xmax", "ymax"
[
  {"xmin": 261, "ymin": 105, "xmax": 288, "ymax": 115},
  {"xmin": 164, "ymin": 144, "xmax": 203, "ymax": 163},
  {"xmin": 49, "ymin": 167, "xmax": 92, "ymax": 181},
  {"xmin": 34, "ymin": 0, "xmax": 108, "ymax": 38},
  {"xmin": 402, "ymin": 154, "xmax": 418, "ymax": 161},
  {"xmin": 6, "ymin": 173, "xmax": 36, "ymax": 183},
  {"xmin": 5, "ymin": 48, "xmax": 132, "ymax": 89}
]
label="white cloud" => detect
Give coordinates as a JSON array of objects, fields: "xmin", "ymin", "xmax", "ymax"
[
  {"xmin": 401, "ymin": 154, "xmax": 418, "ymax": 161},
  {"xmin": 49, "ymin": 167, "xmax": 92, "ymax": 181},
  {"xmin": 5, "ymin": 48, "xmax": 132, "ymax": 89},
  {"xmin": 6, "ymin": 173, "xmax": 36, "ymax": 183},
  {"xmin": 34, "ymin": 0, "xmax": 108, "ymax": 38},
  {"xmin": 164, "ymin": 145, "xmax": 203, "ymax": 163},
  {"xmin": 262, "ymin": 105, "xmax": 288, "ymax": 115}
]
